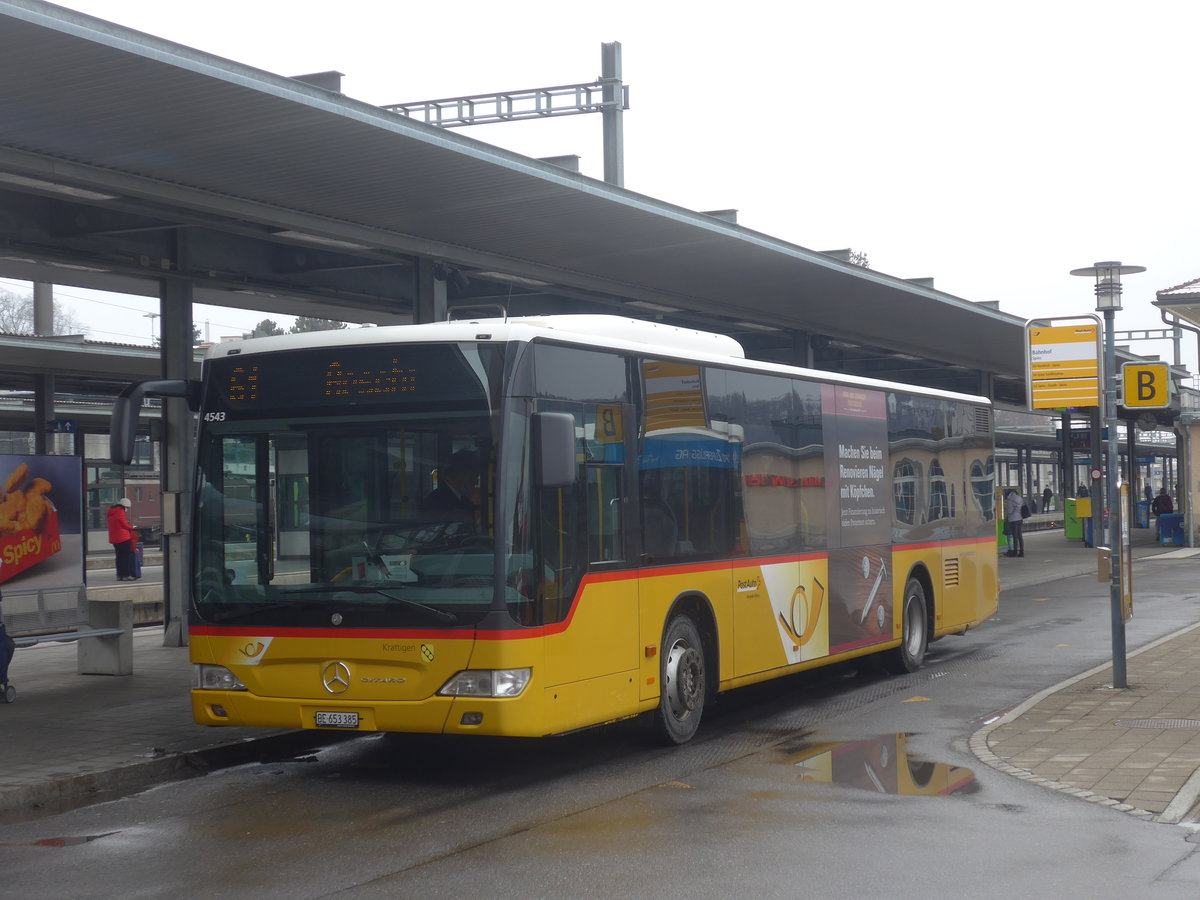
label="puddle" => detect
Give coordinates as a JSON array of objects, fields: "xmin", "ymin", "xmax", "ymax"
[{"xmin": 784, "ymin": 734, "xmax": 977, "ymax": 797}]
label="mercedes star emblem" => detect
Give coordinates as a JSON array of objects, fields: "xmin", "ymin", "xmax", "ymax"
[{"xmin": 322, "ymin": 661, "xmax": 352, "ymax": 694}]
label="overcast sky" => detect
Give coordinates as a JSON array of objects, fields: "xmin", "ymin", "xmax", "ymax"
[{"xmin": 13, "ymin": 0, "xmax": 1200, "ymax": 370}]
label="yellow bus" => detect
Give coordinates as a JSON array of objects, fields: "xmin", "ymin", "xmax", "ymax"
[{"xmin": 114, "ymin": 314, "xmax": 998, "ymax": 744}]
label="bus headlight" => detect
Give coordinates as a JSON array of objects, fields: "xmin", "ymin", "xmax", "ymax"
[
  {"xmin": 438, "ymin": 668, "xmax": 531, "ymax": 698},
  {"xmin": 193, "ymin": 664, "xmax": 247, "ymax": 691}
]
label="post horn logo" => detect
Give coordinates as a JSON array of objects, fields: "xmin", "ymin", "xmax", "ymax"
[{"xmin": 778, "ymin": 577, "xmax": 825, "ymax": 649}]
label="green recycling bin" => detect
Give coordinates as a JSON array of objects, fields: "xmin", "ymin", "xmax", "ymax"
[{"xmin": 1063, "ymin": 497, "xmax": 1083, "ymax": 541}]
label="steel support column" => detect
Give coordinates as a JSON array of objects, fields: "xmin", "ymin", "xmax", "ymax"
[
  {"xmin": 415, "ymin": 259, "xmax": 447, "ymax": 324},
  {"xmin": 600, "ymin": 42, "xmax": 624, "ymax": 187},
  {"xmin": 1089, "ymin": 408, "xmax": 1103, "ymax": 545},
  {"xmin": 1060, "ymin": 411, "xmax": 1073, "ymax": 502},
  {"xmin": 159, "ymin": 240, "xmax": 194, "ymax": 647},
  {"xmin": 32, "ymin": 373, "xmax": 53, "ymax": 455},
  {"xmin": 32, "ymin": 282, "xmax": 54, "ymax": 454}
]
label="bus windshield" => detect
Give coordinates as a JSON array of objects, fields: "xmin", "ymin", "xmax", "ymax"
[{"xmin": 192, "ymin": 342, "xmax": 512, "ymax": 629}]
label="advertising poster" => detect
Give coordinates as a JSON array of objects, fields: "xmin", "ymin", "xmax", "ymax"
[
  {"xmin": 0, "ymin": 454, "xmax": 84, "ymax": 588},
  {"xmin": 821, "ymin": 386, "xmax": 893, "ymax": 653}
]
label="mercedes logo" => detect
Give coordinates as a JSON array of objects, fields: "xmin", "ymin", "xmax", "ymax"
[{"xmin": 322, "ymin": 661, "xmax": 351, "ymax": 694}]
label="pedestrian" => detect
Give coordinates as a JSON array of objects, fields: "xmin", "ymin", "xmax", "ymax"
[
  {"xmin": 106, "ymin": 497, "xmax": 137, "ymax": 581},
  {"xmin": 0, "ymin": 588, "xmax": 13, "ymax": 692},
  {"xmin": 1042, "ymin": 485, "xmax": 1052, "ymax": 513},
  {"xmin": 129, "ymin": 527, "xmax": 142, "ymax": 581},
  {"xmin": 1003, "ymin": 487, "xmax": 1026, "ymax": 558},
  {"xmin": 1151, "ymin": 487, "xmax": 1173, "ymax": 541}
]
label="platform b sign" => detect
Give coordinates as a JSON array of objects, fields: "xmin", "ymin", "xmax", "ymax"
[{"xmin": 1121, "ymin": 362, "xmax": 1170, "ymax": 409}]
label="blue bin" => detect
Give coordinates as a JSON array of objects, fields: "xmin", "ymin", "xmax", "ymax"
[
  {"xmin": 1084, "ymin": 512, "xmax": 1111, "ymax": 547},
  {"xmin": 1159, "ymin": 513, "xmax": 1184, "ymax": 546},
  {"xmin": 1137, "ymin": 500, "xmax": 1150, "ymax": 529}
]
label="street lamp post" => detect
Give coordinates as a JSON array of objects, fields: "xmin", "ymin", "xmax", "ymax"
[{"xmin": 1070, "ymin": 261, "xmax": 1145, "ymax": 689}]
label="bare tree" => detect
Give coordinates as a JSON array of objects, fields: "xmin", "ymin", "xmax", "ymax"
[{"xmin": 0, "ymin": 289, "xmax": 87, "ymax": 335}]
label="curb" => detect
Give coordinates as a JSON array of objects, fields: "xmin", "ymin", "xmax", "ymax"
[
  {"xmin": 968, "ymin": 620, "xmax": 1200, "ymax": 826},
  {"xmin": 0, "ymin": 728, "xmax": 359, "ymax": 826}
]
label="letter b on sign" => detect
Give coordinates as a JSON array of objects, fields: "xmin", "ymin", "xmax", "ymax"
[{"xmin": 1121, "ymin": 362, "xmax": 1170, "ymax": 408}]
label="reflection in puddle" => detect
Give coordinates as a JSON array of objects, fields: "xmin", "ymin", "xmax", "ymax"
[{"xmin": 785, "ymin": 734, "xmax": 977, "ymax": 797}]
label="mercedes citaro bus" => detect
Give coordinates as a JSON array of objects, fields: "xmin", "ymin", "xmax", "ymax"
[{"xmin": 112, "ymin": 315, "xmax": 998, "ymax": 744}]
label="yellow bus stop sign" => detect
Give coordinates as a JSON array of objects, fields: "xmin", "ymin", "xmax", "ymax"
[
  {"xmin": 1121, "ymin": 362, "xmax": 1170, "ymax": 408},
  {"xmin": 1026, "ymin": 321, "xmax": 1100, "ymax": 409}
]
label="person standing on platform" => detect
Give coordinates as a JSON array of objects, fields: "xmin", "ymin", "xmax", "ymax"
[
  {"xmin": 0, "ymin": 589, "xmax": 13, "ymax": 694},
  {"xmin": 1151, "ymin": 487, "xmax": 1174, "ymax": 541},
  {"xmin": 107, "ymin": 497, "xmax": 137, "ymax": 581},
  {"xmin": 1004, "ymin": 488, "xmax": 1026, "ymax": 558}
]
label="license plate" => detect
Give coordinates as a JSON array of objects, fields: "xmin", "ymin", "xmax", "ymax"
[{"xmin": 315, "ymin": 711, "xmax": 359, "ymax": 729}]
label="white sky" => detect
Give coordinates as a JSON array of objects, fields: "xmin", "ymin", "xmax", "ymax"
[{"xmin": 12, "ymin": 0, "xmax": 1200, "ymax": 370}]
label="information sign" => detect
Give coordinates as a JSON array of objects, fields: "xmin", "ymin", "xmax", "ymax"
[{"xmin": 1026, "ymin": 320, "xmax": 1101, "ymax": 409}]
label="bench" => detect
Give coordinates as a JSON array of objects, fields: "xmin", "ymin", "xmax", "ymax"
[{"xmin": 1, "ymin": 585, "xmax": 133, "ymax": 675}]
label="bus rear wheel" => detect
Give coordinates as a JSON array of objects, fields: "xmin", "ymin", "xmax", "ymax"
[
  {"xmin": 654, "ymin": 614, "xmax": 706, "ymax": 745},
  {"xmin": 884, "ymin": 577, "xmax": 928, "ymax": 674}
]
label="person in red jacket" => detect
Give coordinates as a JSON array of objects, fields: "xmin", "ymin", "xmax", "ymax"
[{"xmin": 106, "ymin": 498, "xmax": 137, "ymax": 581}]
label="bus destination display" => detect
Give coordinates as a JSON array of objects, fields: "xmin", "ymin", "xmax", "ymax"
[
  {"xmin": 207, "ymin": 344, "xmax": 492, "ymax": 415},
  {"xmin": 224, "ymin": 358, "xmax": 416, "ymax": 404}
]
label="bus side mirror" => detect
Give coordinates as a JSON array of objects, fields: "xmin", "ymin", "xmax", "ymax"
[
  {"xmin": 110, "ymin": 379, "xmax": 201, "ymax": 464},
  {"xmin": 533, "ymin": 412, "xmax": 577, "ymax": 489}
]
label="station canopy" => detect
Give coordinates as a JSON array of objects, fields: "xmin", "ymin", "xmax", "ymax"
[{"xmin": 0, "ymin": 0, "xmax": 1103, "ymax": 407}]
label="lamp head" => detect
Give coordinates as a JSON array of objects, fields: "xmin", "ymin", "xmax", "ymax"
[{"xmin": 1069, "ymin": 260, "xmax": 1146, "ymax": 312}]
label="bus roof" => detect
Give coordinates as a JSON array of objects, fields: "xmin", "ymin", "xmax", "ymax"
[
  {"xmin": 207, "ymin": 315, "xmax": 744, "ymax": 360},
  {"xmin": 206, "ymin": 314, "xmax": 989, "ymax": 406}
]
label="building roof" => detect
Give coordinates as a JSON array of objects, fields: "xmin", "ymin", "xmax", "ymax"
[{"xmin": 1155, "ymin": 277, "xmax": 1200, "ymax": 332}]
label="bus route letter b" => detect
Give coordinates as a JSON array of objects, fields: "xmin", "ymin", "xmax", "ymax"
[{"xmin": 1138, "ymin": 370, "xmax": 1154, "ymax": 402}]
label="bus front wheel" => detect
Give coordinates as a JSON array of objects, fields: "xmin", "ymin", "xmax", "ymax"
[
  {"xmin": 654, "ymin": 614, "xmax": 707, "ymax": 745},
  {"xmin": 885, "ymin": 577, "xmax": 928, "ymax": 674}
]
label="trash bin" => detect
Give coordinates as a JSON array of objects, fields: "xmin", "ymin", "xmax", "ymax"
[
  {"xmin": 1082, "ymin": 506, "xmax": 1109, "ymax": 548},
  {"xmin": 1064, "ymin": 498, "xmax": 1083, "ymax": 541},
  {"xmin": 1159, "ymin": 513, "xmax": 1184, "ymax": 546},
  {"xmin": 1136, "ymin": 500, "xmax": 1149, "ymax": 529}
]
